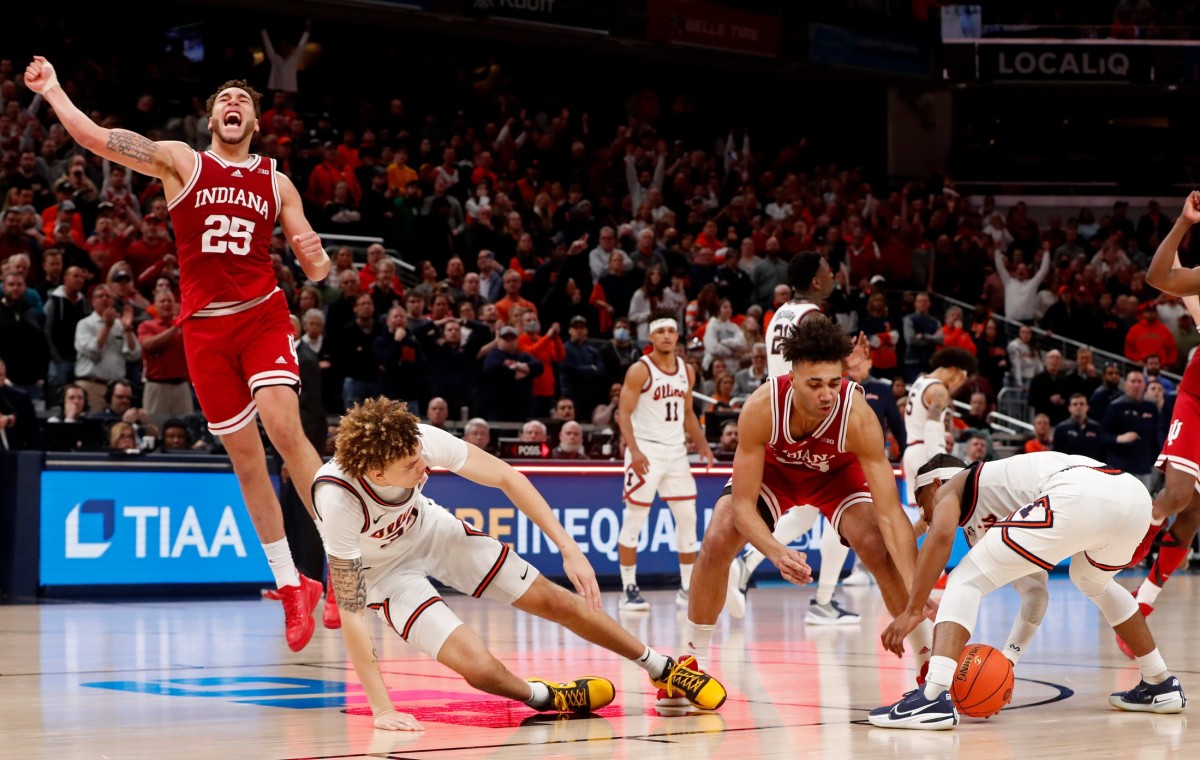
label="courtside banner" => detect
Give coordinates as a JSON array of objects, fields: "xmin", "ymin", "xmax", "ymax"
[{"xmin": 40, "ymin": 471, "xmax": 273, "ymax": 585}]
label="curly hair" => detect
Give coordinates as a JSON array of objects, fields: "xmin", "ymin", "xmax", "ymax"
[
  {"xmin": 787, "ymin": 251, "xmax": 823, "ymax": 291},
  {"xmin": 930, "ymin": 347, "xmax": 978, "ymax": 375},
  {"xmin": 334, "ymin": 397, "xmax": 422, "ymax": 479},
  {"xmin": 205, "ymin": 79, "xmax": 263, "ymax": 119},
  {"xmin": 780, "ymin": 317, "xmax": 852, "ymax": 365}
]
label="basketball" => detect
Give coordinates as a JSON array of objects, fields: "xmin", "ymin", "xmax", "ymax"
[{"xmin": 951, "ymin": 643, "xmax": 1014, "ymax": 718}]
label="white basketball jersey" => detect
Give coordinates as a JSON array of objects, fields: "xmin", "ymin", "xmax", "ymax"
[
  {"xmin": 956, "ymin": 452, "xmax": 1106, "ymax": 546},
  {"xmin": 631, "ymin": 354, "xmax": 689, "ymax": 447},
  {"xmin": 767, "ymin": 301, "xmax": 822, "ymax": 377},
  {"xmin": 904, "ymin": 375, "xmax": 944, "ymax": 445},
  {"xmin": 314, "ymin": 424, "xmax": 470, "ymax": 566}
]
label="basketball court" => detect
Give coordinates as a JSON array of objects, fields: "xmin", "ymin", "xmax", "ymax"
[{"xmin": 1, "ymin": 574, "xmax": 1193, "ymax": 758}]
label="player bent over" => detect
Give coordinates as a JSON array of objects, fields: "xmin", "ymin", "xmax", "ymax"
[
  {"xmin": 871, "ymin": 452, "xmax": 1186, "ymax": 730},
  {"xmin": 685, "ymin": 319, "xmax": 934, "ymax": 676},
  {"xmin": 315, "ymin": 398, "xmax": 726, "ymax": 729}
]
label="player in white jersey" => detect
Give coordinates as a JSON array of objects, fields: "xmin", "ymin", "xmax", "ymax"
[
  {"xmin": 901, "ymin": 348, "xmax": 976, "ymax": 512},
  {"xmin": 726, "ymin": 251, "xmax": 862, "ymax": 624},
  {"xmin": 616, "ymin": 309, "xmax": 714, "ymax": 611},
  {"xmin": 870, "ymin": 451, "xmax": 1186, "ymax": 730},
  {"xmin": 315, "ymin": 398, "xmax": 725, "ymax": 730}
]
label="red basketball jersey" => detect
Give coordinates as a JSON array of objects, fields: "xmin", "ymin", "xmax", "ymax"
[
  {"xmin": 766, "ymin": 374, "xmax": 862, "ymax": 475},
  {"xmin": 169, "ymin": 151, "xmax": 281, "ymax": 320}
]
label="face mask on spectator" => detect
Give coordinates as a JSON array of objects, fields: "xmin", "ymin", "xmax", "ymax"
[
  {"xmin": 614, "ymin": 327, "xmax": 630, "ymax": 342},
  {"xmin": 525, "ymin": 320, "xmax": 540, "ymax": 334}
]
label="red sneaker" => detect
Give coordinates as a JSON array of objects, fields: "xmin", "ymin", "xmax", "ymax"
[
  {"xmin": 323, "ymin": 575, "xmax": 341, "ymax": 630},
  {"xmin": 279, "ymin": 575, "xmax": 322, "ymax": 652}
]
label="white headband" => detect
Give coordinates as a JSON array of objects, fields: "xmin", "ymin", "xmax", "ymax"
[
  {"xmin": 914, "ymin": 466, "xmax": 966, "ymax": 491},
  {"xmin": 648, "ymin": 318, "xmax": 678, "ymax": 334}
]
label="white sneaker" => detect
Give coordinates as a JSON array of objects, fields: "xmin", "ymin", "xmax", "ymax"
[
  {"xmin": 724, "ymin": 555, "xmax": 750, "ymax": 619},
  {"xmin": 805, "ymin": 598, "xmax": 861, "ymax": 625},
  {"xmin": 842, "ymin": 562, "xmax": 874, "ymax": 587},
  {"xmin": 675, "ymin": 588, "xmax": 689, "ymax": 609}
]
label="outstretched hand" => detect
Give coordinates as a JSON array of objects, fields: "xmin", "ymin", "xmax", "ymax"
[
  {"xmin": 373, "ymin": 709, "xmax": 424, "ymax": 731},
  {"xmin": 24, "ymin": 56, "xmax": 60, "ymax": 94},
  {"xmin": 562, "ymin": 545, "xmax": 602, "ymax": 612},
  {"xmin": 881, "ymin": 609, "xmax": 924, "ymax": 657},
  {"xmin": 844, "ymin": 331, "xmax": 871, "ymax": 373}
]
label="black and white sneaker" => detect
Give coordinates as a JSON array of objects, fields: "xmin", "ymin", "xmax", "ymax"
[
  {"xmin": 804, "ymin": 598, "xmax": 861, "ymax": 625},
  {"xmin": 868, "ymin": 688, "xmax": 959, "ymax": 730},
  {"xmin": 1110, "ymin": 676, "xmax": 1187, "ymax": 714},
  {"xmin": 619, "ymin": 584, "xmax": 649, "ymax": 611}
]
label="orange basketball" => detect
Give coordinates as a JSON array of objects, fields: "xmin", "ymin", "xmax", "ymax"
[{"xmin": 950, "ymin": 643, "xmax": 1014, "ymax": 718}]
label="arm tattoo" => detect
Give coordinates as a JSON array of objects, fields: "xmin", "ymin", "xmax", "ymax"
[
  {"xmin": 328, "ymin": 555, "xmax": 367, "ymax": 614},
  {"xmin": 106, "ymin": 129, "xmax": 158, "ymax": 166}
]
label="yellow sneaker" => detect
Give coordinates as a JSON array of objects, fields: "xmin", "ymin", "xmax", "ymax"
[
  {"xmin": 526, "ymin": 676, "xmax": 615, "ymax": 714},
  {"xmin": 651, "ymin": 655, "xmax": 727, "ymax": 711}
]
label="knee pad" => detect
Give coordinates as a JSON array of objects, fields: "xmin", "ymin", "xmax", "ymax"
[
  {"xmin": 935, "ymin": 553, "xmax": 1000, "ymax": 636},
  {"xmin": 668, "ymin": 499, "xmax": 698, "ymax": 553},
  {"xmin": 618, "ymin": 503, "xmax": 651, "ymax": 549},
  {"xmin": 1069, "ymin": 561, "xmax": 1138, "ymax": 626}
]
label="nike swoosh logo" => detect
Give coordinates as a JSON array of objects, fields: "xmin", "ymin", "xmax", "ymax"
[
  {"xmin": 373, "ymin": 513, "xmax": 385, "ymax": 524},
  {"xmin": 1154, "ymin": 694, "xmax": 1179, "ymax": 703},
  {"xmin": 520, "ymin": 567, "xmax": 529, "ymax": 580},
  {"xmin": 891, "ymin": 700, "xmax": 943, "ymax": 719}
]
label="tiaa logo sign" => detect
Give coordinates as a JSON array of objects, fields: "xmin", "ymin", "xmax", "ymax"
[{"xmin": 41, "ymin": 471, "xmax": 273, "ymax": 585}]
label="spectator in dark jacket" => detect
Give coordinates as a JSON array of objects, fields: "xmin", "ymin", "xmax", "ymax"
[
  {"xmin": 1053, "ymin": 393, "xmax": 1131, "ymax": 461},
  {"xmin": 480, "ymin": 325, "xmax": 544, "ymax": 422},
  {"xmin": 560, "ymin": 316, "xmax": 608, "ymax": 418},
  {"xmin": 1088, "ymin": 362, "xmax": 1125, "ymax": 421},
  {"xmin": 1101, "ymin": 371, "xmax": 1159, "ymax": 492}
]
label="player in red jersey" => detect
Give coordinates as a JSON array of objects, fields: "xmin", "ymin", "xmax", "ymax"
[
  {"xmin": 1121, "ymin": 191, "xmax": 1200, "ymax": 656},
  {"xmin": 26, "ymin": 57, "xmax": 333, "ymax": 650},
  {"xmin": 684, "ymin": 318, "xmax": 933, "ymax": 675}
]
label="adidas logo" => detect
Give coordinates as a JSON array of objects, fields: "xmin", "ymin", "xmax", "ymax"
[
  {"xmin": 231, "ymin": 169, "xmax": 243, "ymax": 177},
  {"xmin": 275, "ymin": 356, "xmax": 287, "ymax": 365}
]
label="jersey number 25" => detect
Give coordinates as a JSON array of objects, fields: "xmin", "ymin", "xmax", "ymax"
[{"xmin": 201, "ymin": 214, "xmax": 256, "ymax": 255}]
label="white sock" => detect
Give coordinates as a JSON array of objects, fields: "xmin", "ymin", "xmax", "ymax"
[
  {"xmin": 263, "ymin": 538, "xmax": 300, "ymax": 588},
  {"xmin": 924, "ymin": 654, "xmax": 956, "ymax": 699},
  {"xmin": 680, "ymin": 562, "xmax": 693, "ymax": 591},
  {"xmin": 1137, "ymin": 577, "xmax": 1164, "ymax": 605},
  {"xmin": 524, "ymin": 680, "xmax": 551, "ymax": 707},
  {"xmin": 636, "ymin": 646, "xmax": 670, "ymax": 679},
  {"xmin": 1136, "ymin": 648, "xmax": 1169, "ymax": 684},
  {"xmin": 685, "ymin": 620, "xmax": 716, "ymax": 671},
  {"xmin": 1003, "ymin": 620, "xmax": 1040, "ymax": 665},
  {"xmin": 909, "ymin": 619, "xmax": 934, "ymax": 676},
  {"xmin": 620, "ymin": 564, "xmax": 637, "ymax": 589},
  {"xmin": 815, "ymin": 525, "xmax": 847, "ymax": 606}
]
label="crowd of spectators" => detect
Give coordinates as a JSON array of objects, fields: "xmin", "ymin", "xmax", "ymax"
[{"xmin": 0, "ymin": 30, "xmax": 1196, "ymax": 471}]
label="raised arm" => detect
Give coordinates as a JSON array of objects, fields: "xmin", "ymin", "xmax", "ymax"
[
  {"xmin": 1146, "ymin": 192, "xmax": 1200, "ymax": 295},
  {"xmin": 24, "ymin": 57, "xmax": 190, "ymax": 190},
  {"xmin": 456, "ymin": 444, "xmax": 601, "ymax": 610}
]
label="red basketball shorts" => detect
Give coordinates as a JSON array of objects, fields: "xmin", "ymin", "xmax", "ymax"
[{"xmin": 182, "ymin": 290, "xmax": 300, "ymax": 435}]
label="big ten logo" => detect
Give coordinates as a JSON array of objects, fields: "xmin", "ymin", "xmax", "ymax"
[{"xmin": 452, "ymin": 505, "xmax": 717, "ymax": 562}]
